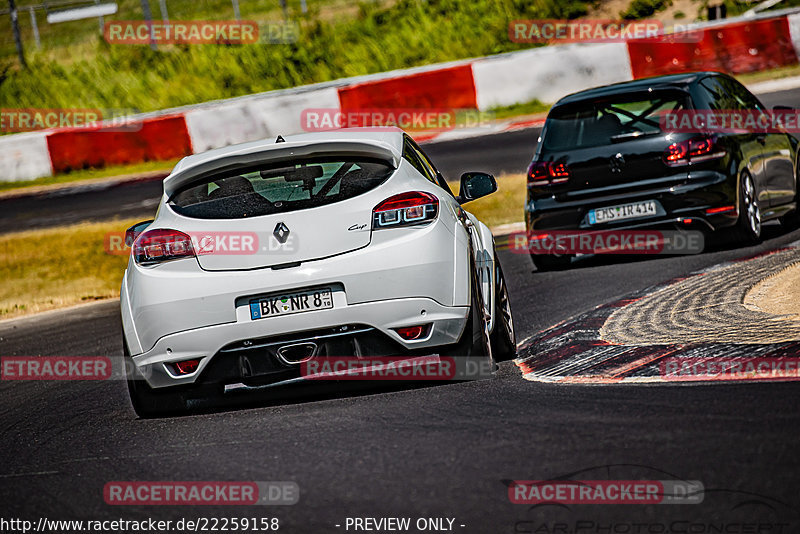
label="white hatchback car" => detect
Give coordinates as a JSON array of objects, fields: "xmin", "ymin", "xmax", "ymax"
[{"xmin": 121, "ymin": 128, "xmax": 515, "ymax": 416}]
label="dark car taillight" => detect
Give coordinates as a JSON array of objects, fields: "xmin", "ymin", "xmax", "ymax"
[
  {"xmin": 133, "ymin": 229, "xmax": 196, "ymax": 265},
  {"xmin": 372, "ymin": 191, "xmax": 439, "ymax": 229},
  {"xmin": 527, "ymin": 161, "xmax": 570, "ymax": 186},
  {"xmin": 663, "ymin": 135, "xmax": 726, "ymax": 167}
]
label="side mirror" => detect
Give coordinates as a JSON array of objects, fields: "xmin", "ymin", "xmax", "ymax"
[
  {"xmin": 125, "ymin": 220, "xmax": 153, "ymax": 246},
  {"xmin": 457, "ymin": 172, "xmax": 497, "ymax": 204}
]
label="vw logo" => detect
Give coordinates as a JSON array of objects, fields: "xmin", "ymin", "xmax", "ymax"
[{"xmin": 609, "ymin": 153, "xmax": 625, "ymax": 173}]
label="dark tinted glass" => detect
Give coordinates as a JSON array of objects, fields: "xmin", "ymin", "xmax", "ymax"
[
  {"xmin": 699, "ymin": 76, "xmax": 764, "ymax": 111},
  {"xmin": 403, "ymin": 140, "xmax": 434, "ymax": 181},
  {"xmin": 170, "ymin": 158, "xmax": 393, "ymax": 219},
  {"xmin": 543, "ymin": 91, "xmax": 690, "ymax": 150}
]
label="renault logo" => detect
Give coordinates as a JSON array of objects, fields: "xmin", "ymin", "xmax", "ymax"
[{"xmin": 273, "ymin": 222, "xmax": 290, "ymax": 244}]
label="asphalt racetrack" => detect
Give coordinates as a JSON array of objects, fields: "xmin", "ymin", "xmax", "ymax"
[{"xmin": 1, "ymin": 90, "xmax": 800, "ymax": 531}]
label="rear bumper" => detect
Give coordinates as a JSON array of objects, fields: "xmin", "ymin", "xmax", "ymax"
[
  {"xmin": 131, "ymin": 296, "xmax": 469, "ymax": 389},
  {"xmin": 120, "ymin": 214, "xmax": 476, "ymax": 390},
  {"xmin": 526, "ymin": 171, "xmax": 738, "ymax": 232},
  {"xmin": 121, "ymin": 217, "xmax": 469, "ymax": 356}
]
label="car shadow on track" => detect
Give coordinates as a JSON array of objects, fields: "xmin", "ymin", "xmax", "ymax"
[
  {"xmin": 130, "ymin": 379, "xmax": 461, "ymax": 419},
  {"xmin": 127, "ymin": 359, "xmax": 524, "ymax": 419},
  {"xmin": 529, "ymin": 222, "xmax": 798, "ymax": 273}
]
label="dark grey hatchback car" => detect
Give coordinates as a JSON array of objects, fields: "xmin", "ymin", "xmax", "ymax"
[{"xmin": 526, "ymin": 71, "xmax": 800, "ymax": 270}]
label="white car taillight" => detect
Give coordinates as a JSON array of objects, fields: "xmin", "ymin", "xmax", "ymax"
[
  {"xmin": 133, "ymin": 229, "xmax": 196, "ymax": 265},
  {"xmin": 372, "ymin": 191, "xmax": 439, "ymax": 229}
]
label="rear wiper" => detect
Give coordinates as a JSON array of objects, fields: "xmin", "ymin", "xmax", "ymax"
[{"xmin": 609, "ymin": 131, "xmax": 660, "ymax": 143}]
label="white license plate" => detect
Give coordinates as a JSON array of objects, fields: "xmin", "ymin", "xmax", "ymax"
[
  {"xmin": 250, "ymin": 288, "xmax": 333, "ymax": 320},
  {"xmin": 588, "ymin": 200, "xmax": 657, "ymax": 224}
]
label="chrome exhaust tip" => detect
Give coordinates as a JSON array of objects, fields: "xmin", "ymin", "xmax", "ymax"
[{"xmin": 276, "ymin": 342, "xmax": 318, "ymax": 365}]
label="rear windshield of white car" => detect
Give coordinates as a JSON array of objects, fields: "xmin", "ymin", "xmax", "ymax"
[
  {"xmin": 543, "ymin": 90, "xmax": 690, "ymax": 150},
  {"xmin": 169, "ymin": 158, "xmax": 394, "ymax": 219}
]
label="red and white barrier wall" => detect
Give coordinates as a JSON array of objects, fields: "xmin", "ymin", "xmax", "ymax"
[
  {"xmin": 472, "ymin": 42, "xmax": 633, "ymax": 110},
  {"xmin": 0, "ymin": 132, "xmax": 53, "ymax": 181},
  {"xmin": 4, "ymin": 10, "xmax": 800, "ymax": 182},
  {"xmin": 183, "ymin": 86, "xmax": 342, "ymax": 153},
  {"xmin": 627, "ymin": 16, "xmax": 798, "ymax": 78}
]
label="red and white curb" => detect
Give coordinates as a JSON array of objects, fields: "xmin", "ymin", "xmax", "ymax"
[{"xmin": 515, "ymin": 246, "xmax": 800, "ymax": 384}]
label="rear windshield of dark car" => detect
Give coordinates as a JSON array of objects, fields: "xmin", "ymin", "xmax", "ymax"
[
  {"xmin": 169, "ymin": 158, "xmax": 394, "ymax": 219},
  {"xmin": 542, "ymin": 91, "xmax": 691, "ymax": 151}
]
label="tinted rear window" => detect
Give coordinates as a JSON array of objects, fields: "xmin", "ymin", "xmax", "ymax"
[
  {"xmin": 170, "ymin": 158, "xmax": 393, "ymax": 219},
  {"xmin": 543, "ymin": 91, "xmax": 690, "ymax": 150}
]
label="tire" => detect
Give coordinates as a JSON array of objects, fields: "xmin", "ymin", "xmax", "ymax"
[
  {"xmin": 490, "ymin": 257, "xmax": 516, "ymax": 361},
  {"xmin": 531, "ymin": 253, "xmax": 572, "ymax": 272},
  {"xmin": 733, "ymin": 171, "xmax": 762, "ymax": 245},
  {"xmin": 441, "ymin": 257, "xmax": 494, "ymax": 378},
  {"xmin": 125, "ymin": 341, "xmax": 187, "ymax": 418}
]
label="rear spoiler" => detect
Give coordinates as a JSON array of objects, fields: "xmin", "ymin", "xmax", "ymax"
[
  {"xmin": 163, "ymin": 139, "xmax": 399, "ymax": 197},
  {"xmin": 553, "ymin": 86, "xmax": 692, "ymax": 110}
]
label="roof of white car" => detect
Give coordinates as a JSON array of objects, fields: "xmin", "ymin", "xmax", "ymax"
[{"xmin": 163, "ymin": 128, "xmax": 407, "ymax": 195}]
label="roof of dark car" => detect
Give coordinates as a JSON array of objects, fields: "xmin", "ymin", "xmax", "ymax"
[{"xmin": 554, "ymin": 71, "xmax": 722, "ymax": 106}]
